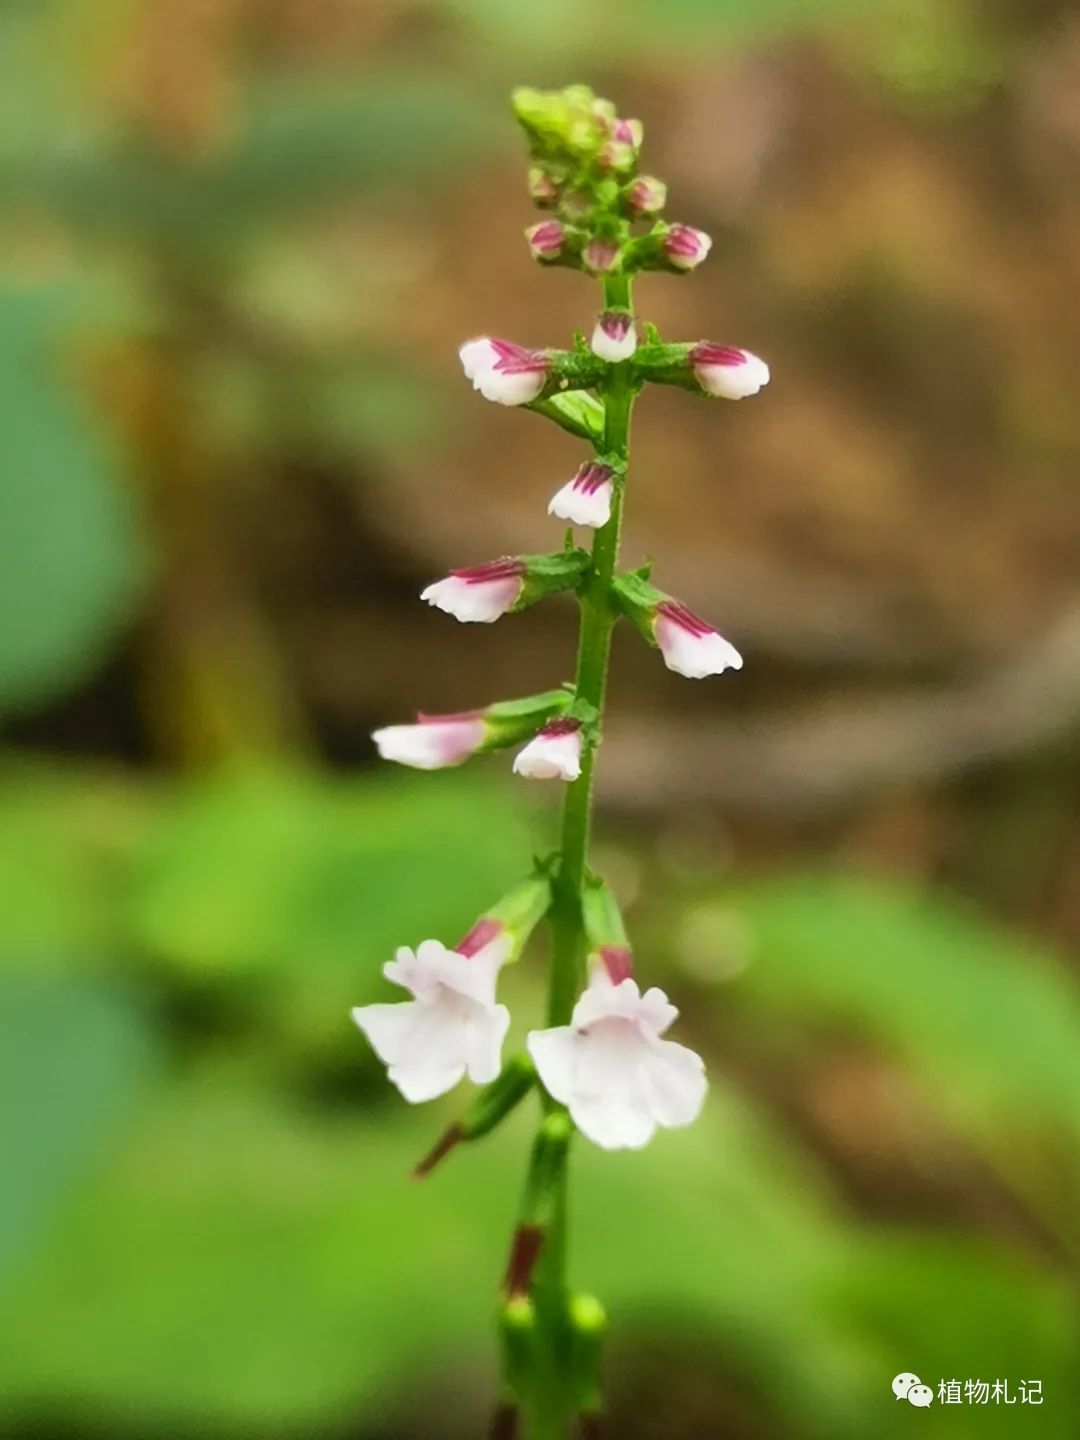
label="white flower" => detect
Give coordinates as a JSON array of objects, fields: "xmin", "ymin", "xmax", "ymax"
[
  {"xmin": 548, "ymin": 462, "xmax": 614, "ymax": 529},
  {"xmin": 421, "ymin": 560, "xmax": 524, "ymax": 623},
  {"xmin": 527, "ymin": 971, "xmax": 707, "ymax": 1149},
  {"xmin": 459, "ymin": 337, "xmax": 549, "ymax": 406},
  {"xmin": 512, "ymin": 718, "xmax": 582, "ymax": 781},
  {"xmin": 352, "ymin": 936, "xmax": 511, "ymax": 1102},
  {"xmin": 691, "ymin": 344, "xmax": 770, "ymax": 400},
  {"xmin": 655, "ymin": 601, "xmax": 743, "ymax": 679},
  {"xmin": 373, "ymin": 714, "xmax": 486, "ymax": 769},
  {"xmin": 590, "ymin": 312, "xmax": 637, "ymax": 364}
]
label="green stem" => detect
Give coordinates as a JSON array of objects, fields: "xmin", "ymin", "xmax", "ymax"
[{"xmin": 516, "ymin": 272, "xmax": 636, "ymax": 1440}]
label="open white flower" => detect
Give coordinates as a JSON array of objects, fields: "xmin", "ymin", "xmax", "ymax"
[
  {"xmin": 352, "ymin": 934, "xmax": 511, "ymax": 1102},
  {"xmin": 527, "ymin": 971, "xmax": 706, "ymax": 1150},
  {"xmin": 421, "ymin": 559, "xmax": 524, "ymax": 623},
  {"xmin": 459, "ymin": 337, "xmax": 549, "ymax": 406},
  {"xmin": 655, "ymin": 600, "xmax": 743, "ymax": 679}
]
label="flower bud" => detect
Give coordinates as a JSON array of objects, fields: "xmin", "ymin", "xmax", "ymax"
[
  {"xmin": 624, "ymin": 174, "xmax": 667, "ymax": 217},
  {"xmin": 548, "ymin": 462, "xmax": 615, "ymax": 530},
  {"xmin": 691, "ymin": 343, "xmax": 770, "ymax": 399},
  {"xmin": 422, "ymin": 559, "xmax": 524, "ymax": 623},
  {"xmin": 372, "ymin": 712, "xmax": 487, "ymax": 770},
  {"xmin": 374, "ymin": 689, "xmax": 572, "ymax": 771},
  {"xmin": 525, "ymin": 219, "xmax": 566, "ymax": 262},
  {"xmin": 582, "ymin": 238, "xmax": 620, "ymax": 275},
  {"xmin": 612, "ymin": 573, "xmax": 743, "ymax": 679},
  {"xmin": 590, "ymin": 310, "xmax": 637, "ymax": 363},
  {"xmin": 527, "ymin": 165, "xmax": 561, "ymax": 207},
  {"xmin": 460, "ymin": 337, "xmax": 549, "ymax": 406},
  {"xmin": 662, "ymin": 223, "xmax": 712, "ymax": 271},
  {"xmin": 513, "ymin": 717, "xmax": 583, "ymax": 782}
]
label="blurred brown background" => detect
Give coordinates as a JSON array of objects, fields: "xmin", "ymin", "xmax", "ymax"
[{"xmin": 1, "ymin": 1, "xmax": 1078, "ymax": 1438}]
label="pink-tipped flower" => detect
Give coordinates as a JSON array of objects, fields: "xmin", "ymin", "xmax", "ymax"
[
  {"xmin": 548, "ymin": 462, "xmax": 614, "ymax": 530},
  {"xmin": 662, "ymin": 224, "xmax": 712, "ymax": 272},
  {"xmin": 656, "ymin": 601, "xmax": 743, "ymax": 679},
  {"xmin": 691, "ymin": 344, "xmax": 770, "ymax": 400},
  {"xmin": 460, "ymin": 337, "xmax": 549, "ymax": 406},
  {"xmin": 525, "ymin": 220, "xmax": 565, "ymax": 262},
  {"xmin": 372, "ymin": 712, "xmax": 486, "ymax": 770},
  {"xmin": 608, "ymin": 116, "xmax": 643, "ymax": 148},
  {"xmin": 527, "ymin": 969, "xmax": 707, "ymax": 1150},
  {"xmin": 625, "ymin": 175, "xmax": 667, "ymax": 216},
  {"xmin": 421, "ymin": 559, "xmax": 524, "ymax": 624},
  {"xmin": 352, "ymin": 934, "xmax": 512, "ymax": 1102},
  {"xmin": 582, "ymin": 239, "xmax": 619, "ymax": 275},
  {"xmin": 512, "ymin": 717, "xmax": 583, "ymax": 782},
  {"xmin": 590, "ymin": 310, "xmax": 637, "ymax": 363}
]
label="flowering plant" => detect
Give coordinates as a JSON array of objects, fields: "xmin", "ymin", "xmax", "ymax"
[{"xmin": 354, "ymin": 83, "xmax": 769, "ymax": 1438}]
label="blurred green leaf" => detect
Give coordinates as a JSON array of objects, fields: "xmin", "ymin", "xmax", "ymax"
[
  {"xmin": 125, "ymin": 767, "xmax": 537, "ymax": 1029},
  {"xmin": 0, "ymin": 286, "xmax": 145, "ymax": 713},
  {"xmin": 0, "ymin": 74, "xmax": 504, "ymax": 246},
  {"xmin": 725, "ymin": 876, "xmax": 1080, "ymax": 1137},
  {"xmin": 0, "ymin": 1068, "xmax": 1070, "ymax": 1436},
  {"xmin": 0, "ymin": 970, "xmax": 153, "ymax": 1296}
]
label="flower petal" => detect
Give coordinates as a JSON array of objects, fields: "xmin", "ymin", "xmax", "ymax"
[
  {"xmin": 641, "ymin": 1039, "xmax": 707, "ymax": 1128},
  {"xmin": 527, "ymin": 1025, "xmax": 580, "ymax": 1105},
  {"xmin": 466, "ymin": 1003, "xmax": 511, "ymax": 1084}
]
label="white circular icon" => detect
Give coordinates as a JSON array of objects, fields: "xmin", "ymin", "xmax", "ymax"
[
  {"xmin": 908, "ymin": 1385, "xmax": 934, "ymax": 1408},
  {"xmin": 892, "ymin": 1373, "xmax": 921, "ymax": 1400}
]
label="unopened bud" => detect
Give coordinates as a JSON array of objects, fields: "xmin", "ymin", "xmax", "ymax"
[
  {"xmin": 625, "ymin": 175, "xmax": 667, "ymax": 217},
  {"xmin": 583, "ymin": 238, "xmax": 620, "ymax": 275},
  {"xmin": 525, "ymin": 219, "xmax": 566, "ymax": 262}
]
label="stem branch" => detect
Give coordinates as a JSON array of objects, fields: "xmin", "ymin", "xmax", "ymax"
[{"xmin": 513, "ymin": 272, "xmax": 635, "ymax": 1439}]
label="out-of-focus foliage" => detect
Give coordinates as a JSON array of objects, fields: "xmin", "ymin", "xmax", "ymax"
[{"xmin": 0, "ymin": 288, "xmax": 144, "ymax": 714}]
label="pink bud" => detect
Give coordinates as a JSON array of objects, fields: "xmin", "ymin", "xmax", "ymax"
[
  {"xmin": 512, "ymin": 717, "xmax": 583, "ymax": 782},
  {"xmin": 459, "ymin": 337, "xmax": 549, "ymax": 406},
  {"xmin": 662, "ymin": 224, "xmax": 712, "ymax": 272},
  {"xmin": 421, "ymin": 558, "xmax": 525, "ymax": 623},
  {"xmin": 690, "ymin": 344, "xmax": 770, "ymax": 400},
  {"xmin": 525, "ymin": 220, "xmax": 565, "ymax": 262},
  {"xmin": 454, "ymin": 917, "xmax": 508, "ymax": 960},
  {"xmin": 654, "ymin": 601, "xmax": 743, "ymax": 679},
  {"xmin": 548, "ymin": 462, "xmax": 614, "ymax": 530},
  {"xmin": 373, "ymin": 712, "xmax": 487, "ymax": 770},
  {"xmin": 589, "ymin": 310, "xmax": 637, "ymax": 364},
  {"xmin": 598, "ymin": 945, "xmax": 634, "ymax": 984},
  {"xmin": 582, "ymin": 239, "xmax": 620, "ymax": 275},
  {"xmin": 626, "ymin": 175, "xmax": 667, "ymax": 216},
  {"xmin": 608, "ymin": 117, "xmax": 643, "ymax": 148}
]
